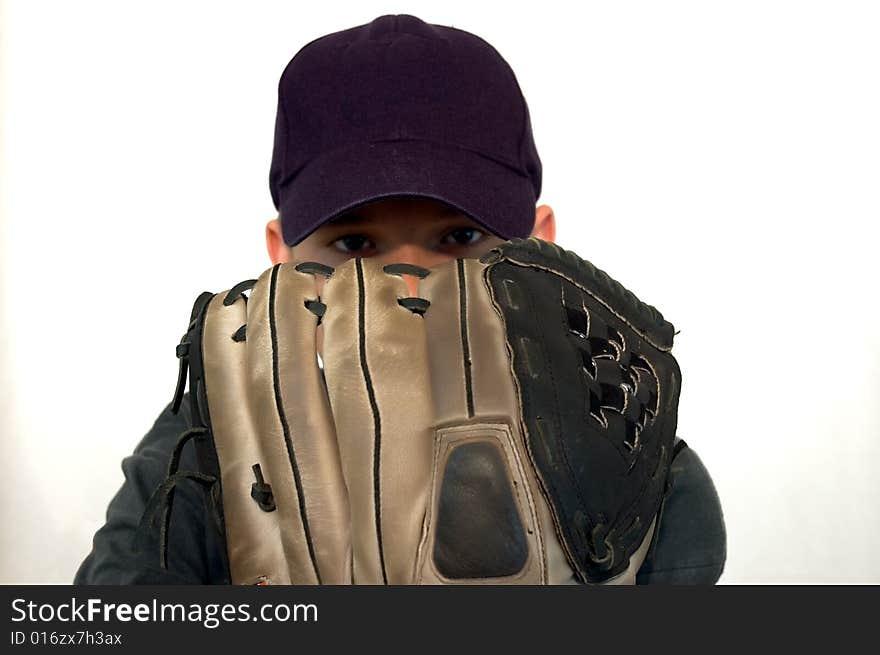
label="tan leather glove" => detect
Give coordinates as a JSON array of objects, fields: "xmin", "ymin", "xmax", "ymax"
[{"xmin": 147, "ymin": 238, "xmax": 681, "ymax": 585}]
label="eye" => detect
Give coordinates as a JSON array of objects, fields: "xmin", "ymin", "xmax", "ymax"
[
  {"xmin": 441, "ymin": 227, "xmax": 484, "ymax": 247},
  {"xmin": 332, "ymin": 234, "xmax": 376, "ymax": 254}
]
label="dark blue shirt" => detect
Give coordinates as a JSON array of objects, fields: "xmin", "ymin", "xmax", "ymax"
[{"xmin": 74, "ymin": 396, "xmax": 726, "ymax": 584}]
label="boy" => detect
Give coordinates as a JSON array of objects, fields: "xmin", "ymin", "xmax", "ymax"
[{"xmin": 75, "ymin": 14, "xmax": 725, "ymax": 585}]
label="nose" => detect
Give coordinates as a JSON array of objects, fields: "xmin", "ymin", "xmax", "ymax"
[
  {"xmin": 377, "ymin": 244, "xmax": 441, "ymax": 297},
  {"xmin": 316, "ymin": 245, "xmax": 439, "ymax": 359},
  {"xmin": 314, "ymin": 245, "xmax": 440, "ymax": 299}
]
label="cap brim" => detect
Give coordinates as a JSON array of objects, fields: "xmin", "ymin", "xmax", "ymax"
[{"xmin": 278, "ymin": 139, "xmax": 537, "ymax": 246}]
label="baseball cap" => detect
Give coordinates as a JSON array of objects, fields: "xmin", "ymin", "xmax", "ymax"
[{"xmin": 269, "ymin": 14, "xmax": 543, "ymax": 246}]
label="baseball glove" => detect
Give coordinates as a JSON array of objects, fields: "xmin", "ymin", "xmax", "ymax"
[{"xmin": 140, "ymin": 238, "xmax": 682, "ymax": 585}]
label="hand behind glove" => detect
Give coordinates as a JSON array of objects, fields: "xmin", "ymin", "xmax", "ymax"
[{"xmin": 155, "ymin": 238, "xmax": 681, "ymax": 585}]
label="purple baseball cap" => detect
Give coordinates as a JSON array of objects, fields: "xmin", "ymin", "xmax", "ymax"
[{"xmin": 269, "ymin": 14, "xmax": 543, "ymax": 246}]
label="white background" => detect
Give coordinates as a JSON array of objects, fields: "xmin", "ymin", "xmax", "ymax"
[{"xmin": 2, "ymin": 0, "xmax": 878, "ymax": 584}]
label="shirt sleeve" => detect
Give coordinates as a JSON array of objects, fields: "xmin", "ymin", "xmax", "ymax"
[
  {"xmin": 75, "ymin": 396, "xmax": 724, "ymax": 585},
  {"xmin": 636, "ymin": 440, "xmax": 727, "ymax": 584},
  {"xmin": 73, "ymin": 396, "xmax": 230, "ymax": 585}
]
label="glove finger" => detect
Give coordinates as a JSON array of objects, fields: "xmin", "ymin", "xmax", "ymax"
[
  {"xmin": 279, "ymin": 262, "xmax": 352, "ymax": 583},
  {"xmin": 321, "ymin": 257, "xmax": 433, "ymax": 584},
  {"xmin": 245, "ymin": 263, "xmax": 350, "ymax": 584},
  {"xmin": 201, "ymin": 287, "xmax": 290, "ymax": 584},
  {"xmin": 416, "ymin": 258, "xmax": 567, "ymax": 584}
]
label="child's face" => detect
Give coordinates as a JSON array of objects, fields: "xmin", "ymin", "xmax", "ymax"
[
  {"xmin": 266, "ymin": 196, "xmax": 555, "ymax": 298},
  {"xmin": 291, "ymin": 196, "xmax": 507, "ymax": 270},
  {"xmin": 265, "ymin": 195, "xmax": 554, "ymax": 353}
]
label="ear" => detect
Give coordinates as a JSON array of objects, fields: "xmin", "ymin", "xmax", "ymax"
[
  {"xmin": 530, "ymin": 204, "xmax": 556, "ymax": 243},
  {"xmin": 266, "ymin": 216, "xmax": 293, "ymax": 264}
]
